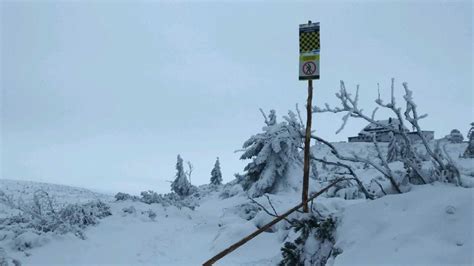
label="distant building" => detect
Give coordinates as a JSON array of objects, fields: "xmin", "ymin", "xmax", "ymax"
[
  {"xmin": 348, "ymin": 118, "xmax": 434, "ymax": 143},
  {"xmin": 445, "ymin": 129, "xmax": 464, "ymax": 143}
]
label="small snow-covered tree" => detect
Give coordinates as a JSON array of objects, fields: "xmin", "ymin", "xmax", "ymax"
[
  {"xmin": 171, "ymin": 155, "xmax": 193, "ymax": 196},
  {"xmin": 210, "ymin": 157, "xmax": 223, "ymax": 185},
  {"xmin": 386, "ymin": 132, "xmax": 403, "ymax": 163},
  {"xmin": 237, "ymin": 110, "xmax": 303, "ymax": 197},
  {"xmin": 463, "ymin": 123, "xmax": 474, "ymax": 158},
  {"xmin": 386, "ymin": 132, "xmax": 397, "ymax": 163}
]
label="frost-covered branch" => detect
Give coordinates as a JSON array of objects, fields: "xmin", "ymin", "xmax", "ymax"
[
  {"xmin": 401, "ymin": 82, "xmax": 444, "ymax": 170},
  {"xmin": 312, "ymin": 78, "xmax": 459, "ymax": 186},
  {"xmin": 259, "ymin": 108, "xmax": 269, "ymax": 125},
  {"xmin": 247, "ymin": 195, "xmax": 292, "ymax": 224},
  {"xmin": 186, "ymin": 161, "xmax": 194, "ymax": 184},
  {"xmin": 310, "ymin": 134, "xmax": 402, "ymax": 194},
  {"xmin": 295, "ymin": 104, "xmax": 305, "ymax": 126}
]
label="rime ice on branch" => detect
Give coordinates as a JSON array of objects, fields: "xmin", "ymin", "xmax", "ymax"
[{"xmin": 312, "ymin": 79, "xmax": 461, "ymax": 190}]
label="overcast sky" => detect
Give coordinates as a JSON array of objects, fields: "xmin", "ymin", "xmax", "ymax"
[{"xmin": 1, "ymin": 0, "xmax": 472, "ymax": 194}]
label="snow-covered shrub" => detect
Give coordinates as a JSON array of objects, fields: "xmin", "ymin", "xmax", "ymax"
[
  {"xmin": 325, "ymin": 179, "xmax": 365, "ymax": 200},
  {"xmin": 0, "ymin": 190, "xmax": 111, "ymax": 251},
  {"xmin": 58, "ymin": 201, "xmax": 111, "ymax": 229},
  {"xmin": 10, "ymin": 231, "xmax": 50, "ymax": 252},
  {"xmin": 140, "ymin": 190, "xmax": 162, "ymax": 204},
  {"xmin": 122, "ymin": 206, "xmax": 136, "ymax": 215},
  {"xmin": 142, "ymin": 209, "xmax": 157, "ymax": 221},
  {"xmin": 280, "ymin": 214, "xmax": 337, "ymax": 266},
  {"xmin": 219, "ymin": 179, "xmax": 244, "ymax": 199},
  {"xmin": 223, "ymin": 203, "xmax": 261, "ymax": 221},
  {"xmin": 114, "ymin": 192, "xmax": 140, "ymax": 201},
  {"xmin": 237, "ymin": 110, "xmax": 303, "ymax": 197},
  {"xmin": 139, "ymin": 191, "xmax": 198, "ymax": 210},
  {"xmin": 0, "ymin": 247, "xmax": 21, "ymax": 266}
]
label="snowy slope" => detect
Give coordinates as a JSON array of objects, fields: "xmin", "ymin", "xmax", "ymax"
[
  {"xmin": 0, "ymin": 179, "xmax": 113, "ymax": 219},
  {"xmin": 3, "ymin": 182, "xmax": 472, "ymax": 265},
  {"xmin": 1, "ymin": 142, "xmax": 473, "ymax": 265},
  {"xmin": 333, "ymin": 184, "xmax": 473, "ymax": 266},
  {"xmin": 7, "ymin": 189, "xmax": 282, "ymax": 265}
]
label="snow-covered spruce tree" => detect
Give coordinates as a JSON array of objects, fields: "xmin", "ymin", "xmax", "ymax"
[
  {"xmin": 210, "ymin": 157, "xmax": 223, "ymax": 186},
  {"xmin": 237, "ymin": 110, "xmax": 303, "ymax": 197},
  {"xmin": 171, "ymin": 155, "xmax": 193, "ymax": 197}
]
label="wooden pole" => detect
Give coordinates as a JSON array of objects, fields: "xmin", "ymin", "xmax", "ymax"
[
  {"xmin": 202, "ymin": 178, "xmax": 343, "ymax": 266},
  {"xmin": 302, "ymin": 79, "xmax": 313, "ymax": 212}
]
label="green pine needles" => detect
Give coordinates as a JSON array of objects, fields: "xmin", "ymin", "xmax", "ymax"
[{"xmin": 280, "ymin": 214, "xmax": 337, "ymax": 266}]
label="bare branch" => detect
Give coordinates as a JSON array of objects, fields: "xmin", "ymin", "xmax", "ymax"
[
  {"xmin": 247, "ymin": 195, "xmax": 292, "ymax": 224},
  {"xmin": 311, "ymin": 78, "xmax": 459, "ymax": 187},
  {"xmin": 264, "ymin": 195, "xmax": 279, "ymax": 217},
  {"xmin": 307, "ymin": 143, "xmax": 374, "ymax": 199},
  {"xmin": 372, "ymin": 179, "xmax": 387, "ymax": 196},
  {"xmin": 295, "ymin": 104, "xmax": 305, "ymax": 126},
  {"xmin": 371, "ymin": 107, "xmax": 379, "ymax": 121},
  {"xmin": 310, "ymin": 134, "xmax": 401, "ymax": 194},
  {"xmin": 186, "ymin": 161, "xmax": 194, "ymax": 184},
  {"xmin": 259, "ymin": 108, "xmax": 268, "ymax": 125},
  {"xmin": 402, "ymin": 82, "xmax": 445, "ymax": 170}
]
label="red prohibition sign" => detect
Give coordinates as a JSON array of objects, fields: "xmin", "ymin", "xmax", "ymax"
[{"xmin": 302, "ymin": 61, "xmax": 316, "ymax": 75}]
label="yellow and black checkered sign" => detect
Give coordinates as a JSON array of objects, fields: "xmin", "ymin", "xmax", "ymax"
[
  {"xmin": 299, "ymin": 22, "xmax": 320, "ymax": 80},
  {"xmin": 299, "ymin": 30, "xmax": 320, "ymax": 53}
]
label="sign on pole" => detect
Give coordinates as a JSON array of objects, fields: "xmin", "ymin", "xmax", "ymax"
[{"xmin": 299, "ymin": 22, "xmax": 320, "ymax": 80}]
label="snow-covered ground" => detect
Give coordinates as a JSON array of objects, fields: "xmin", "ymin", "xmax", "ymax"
[
  {"xmin": 0, "ymin": 179, "xmax": 113, "ymax": 219},
  {"xmin": 1, "ymin": 142, "xmax": 473, "ymax": 265},
  {"xmin": 334, "ymin": 184, "xmax": 473, "ymax": 266}
]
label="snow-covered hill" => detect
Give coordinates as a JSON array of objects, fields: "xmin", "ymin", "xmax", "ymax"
[
  {"xmin": 0, "ymin": 179, "xmax": 113, "ymax": 219},
  {"xmin": 1, "ymin": 142, "xmax": 473, "ymax": 265}
]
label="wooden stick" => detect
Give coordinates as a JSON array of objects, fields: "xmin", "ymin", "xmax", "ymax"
[
  {"xmin": 202, "ymin": 178, "xmax": 343, "ymax": 266},
  {"xmin": 302, "ymin": 79, "xmax": 314, "ymax": 212}
]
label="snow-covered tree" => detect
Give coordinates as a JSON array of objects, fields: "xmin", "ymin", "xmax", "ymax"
[
  {"xmin": 171, "ymin": 155, "xmax": 193, "ymax": 196},
  {"xmin": 237, "ymin": 110, "xmax": 303, "ymax": 197},
  {"xmin": 446, "ymin": 129, "xmax": 464, "ymax": 143},
  {"xmin": 313, "ymin": 79, "xmax": 461, "ymax": 190},
  {"xmin": 210, "ymin": 157, "xmax": 223, "ymax": 185},
  {"xmin": 386, "ymin": 132, "xmax": 402, "ymax": 163},
  {"xmin": 260, "ymin": 108, "xmax": 277, "ymax": 126},
  {"xmin": 463, "ymin": 123, "xmax": 474, "ymax": 158}
]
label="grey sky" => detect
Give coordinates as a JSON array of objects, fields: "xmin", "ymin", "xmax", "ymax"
[{"xmin": 1, "ymin": 1, "xmax": 472, "ymax": 194}]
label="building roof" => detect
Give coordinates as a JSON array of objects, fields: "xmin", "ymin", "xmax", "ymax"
[{"xmin": 359, "ymin": 118, "xmax": 408, "ymax": 135}]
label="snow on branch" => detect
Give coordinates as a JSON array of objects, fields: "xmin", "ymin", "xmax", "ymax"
[{"xmin": 312, "ymin": 78, "xmax": 460, "ymax": 186}]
